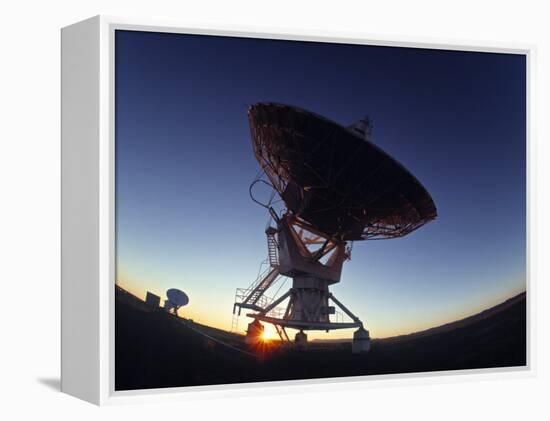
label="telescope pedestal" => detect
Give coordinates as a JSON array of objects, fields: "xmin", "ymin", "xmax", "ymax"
[
  {"xmin": 295, "ymin": 330, "xmax": 308, "ymax": 349},
  {"xmin": 286, "ymin": 276, "xmax": 332, "ymax": 325},
  {"xmin": 352, "ymin": 327, "xmax": 371, "ymax": 354},
  {"xmin": 245, "ymin": 319, "xmax": 265, "ymax": 345}
]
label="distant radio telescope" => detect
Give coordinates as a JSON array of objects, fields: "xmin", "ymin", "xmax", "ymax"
[
  {"xmin": 164, "ymin": 288, "xmax": 189, "ymax": 316},
  {"xmin": 233, "ymin": 103, "xmax": 436, "ymax": 353}
]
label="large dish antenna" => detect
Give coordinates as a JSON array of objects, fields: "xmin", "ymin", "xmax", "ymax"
[
  {"xmin": 233, "ymin": 103, "xmax": 437, "ymax": 353},
  {"xmin": 248, "ymin": 103, "xmax": 436, "ymax": 240}
]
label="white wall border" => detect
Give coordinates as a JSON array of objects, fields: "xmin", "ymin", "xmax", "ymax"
[
  {"xmin": 62, "ymin": 14, "xmax": 535, "ymax": 406},
  {"xmin": 61, "ymin": 16, "xmax": 101, "ymax": 404}
]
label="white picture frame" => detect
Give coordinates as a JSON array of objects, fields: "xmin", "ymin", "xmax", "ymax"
[{"xmin": 61, "ymin": 15, "xmax": 534, "ymax": 405}]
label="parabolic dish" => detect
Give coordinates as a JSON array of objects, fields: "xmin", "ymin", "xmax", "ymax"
[
  {"xmin": 248, "ymin": 103, "xmax": 437, "ymax": 241},
  {"xmin": 166, "ymin": 289, "xmax": 189, "ymax": 307}
]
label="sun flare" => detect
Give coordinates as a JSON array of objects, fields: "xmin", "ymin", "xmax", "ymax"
[{"xmin": 260, "ymin": 325, "xmax": 278, "ymax": 342}]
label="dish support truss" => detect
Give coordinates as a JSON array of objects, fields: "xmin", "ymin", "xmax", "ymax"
[{"xmin": 233, "ymin": 210, "xmax": 370, "ymax": 353}]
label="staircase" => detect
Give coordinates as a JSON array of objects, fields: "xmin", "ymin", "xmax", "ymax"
[
  {"xmin": 265, "ymin": 226, "xmax": 278, "ymax": 267},
  {"xmin": 233, "ymin": 226, "xmax": 282, "ymax": 319},
  {"xmin": 251, "ymin": 267, "xmax": 279, "ymax": 304},
  {"xmin": 240, "ymin": 226, "xmax": 280, "ymax": 307}
]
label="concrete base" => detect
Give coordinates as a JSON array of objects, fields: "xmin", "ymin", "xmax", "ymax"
[
  {"xmin": 352, "ymin": 327, "xmax": 371, "ymax": 354},
  {"xmin": 245, "ymin": 320, "xmax": 265, "ymax": 345},
  {"xmin": 295, "ymin": 330, "xmax": 308, "ymax": 349}
]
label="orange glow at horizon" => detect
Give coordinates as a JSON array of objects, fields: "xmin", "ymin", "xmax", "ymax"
[{"xmin": 116, "ymin": 273, "xmax": 526, "ymax": 341}]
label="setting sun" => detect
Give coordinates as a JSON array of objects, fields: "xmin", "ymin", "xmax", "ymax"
[{"xmin": 261, "ymin": 324, "xmax": 278, "ymax": 341}]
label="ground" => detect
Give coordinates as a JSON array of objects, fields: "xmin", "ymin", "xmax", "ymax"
[{"xmin": 115, "ymin": 287, "xmax": 526, "ymax": 391}]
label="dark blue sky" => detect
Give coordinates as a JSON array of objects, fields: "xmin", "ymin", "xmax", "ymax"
[{"xmin": 115, "ymin": 30, "xmax": 526, "ymax": 337}]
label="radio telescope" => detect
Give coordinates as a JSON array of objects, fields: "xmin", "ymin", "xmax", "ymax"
[
  {"xmin": 233, "ymin": 103, "xmax": 436, "ymax": 353},
  {"xmin": 165, "ymin": 288, "xmax": 189, "ymax": 316}
]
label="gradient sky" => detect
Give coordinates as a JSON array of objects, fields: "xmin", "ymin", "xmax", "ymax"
[{"xmin": 115, "ymin": 30, "xmax": 526, "ymax": 339}]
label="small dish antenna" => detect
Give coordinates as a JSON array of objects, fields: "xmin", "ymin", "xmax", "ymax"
[{"xmin": 164, "ymin": 288, "xmax": 189, "ymax": 316}]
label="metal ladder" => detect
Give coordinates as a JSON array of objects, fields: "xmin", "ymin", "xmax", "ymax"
[
  {"xmin": 266, "ymin": 226, "xmax": 278, "ymax": 267},
  {"xmin": 230, "ymin": 312, "xmax": 240, "ymax": 333}
]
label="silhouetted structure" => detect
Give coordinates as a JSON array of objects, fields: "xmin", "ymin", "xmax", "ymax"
[
  {"xmin": 164, "ymin": 288, "xmax": 189, "ymax": 316},
  {"xmin": 234, "ymin": 103, "xmax": 437, "ymax": 352},
  {"xmin": 145, "ymin": 292, "xmax": 161, "ymax": 308}
]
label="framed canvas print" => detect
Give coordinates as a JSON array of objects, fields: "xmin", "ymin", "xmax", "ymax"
[{"xmin": 61, "ymin": 16, "xmax": 532, "ymax": 405}]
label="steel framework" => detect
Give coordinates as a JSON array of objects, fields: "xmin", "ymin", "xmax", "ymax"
[
  {"xmin": 233, "ymin": 210, "xmax": 366, "ymax": 346},
  {"xmin": 234, "ymin": 103, "xmax": 437, "ymax": 352}
]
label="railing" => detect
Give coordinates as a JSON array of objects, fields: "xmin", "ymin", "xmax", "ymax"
[
  {"xmin": 246, "ymin": 260, "xmax": 271, "ymax": 293},
  {"xmin": 231, "ymin": 287, "xmax": 287, "ymax": 333},
  {"xmin": 331, "ymin": 310, "xmax": 344, "ymax": 324},
  {"xmin": 234, "ymin": 288, "xmax": 286, "ymax": 317}
]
